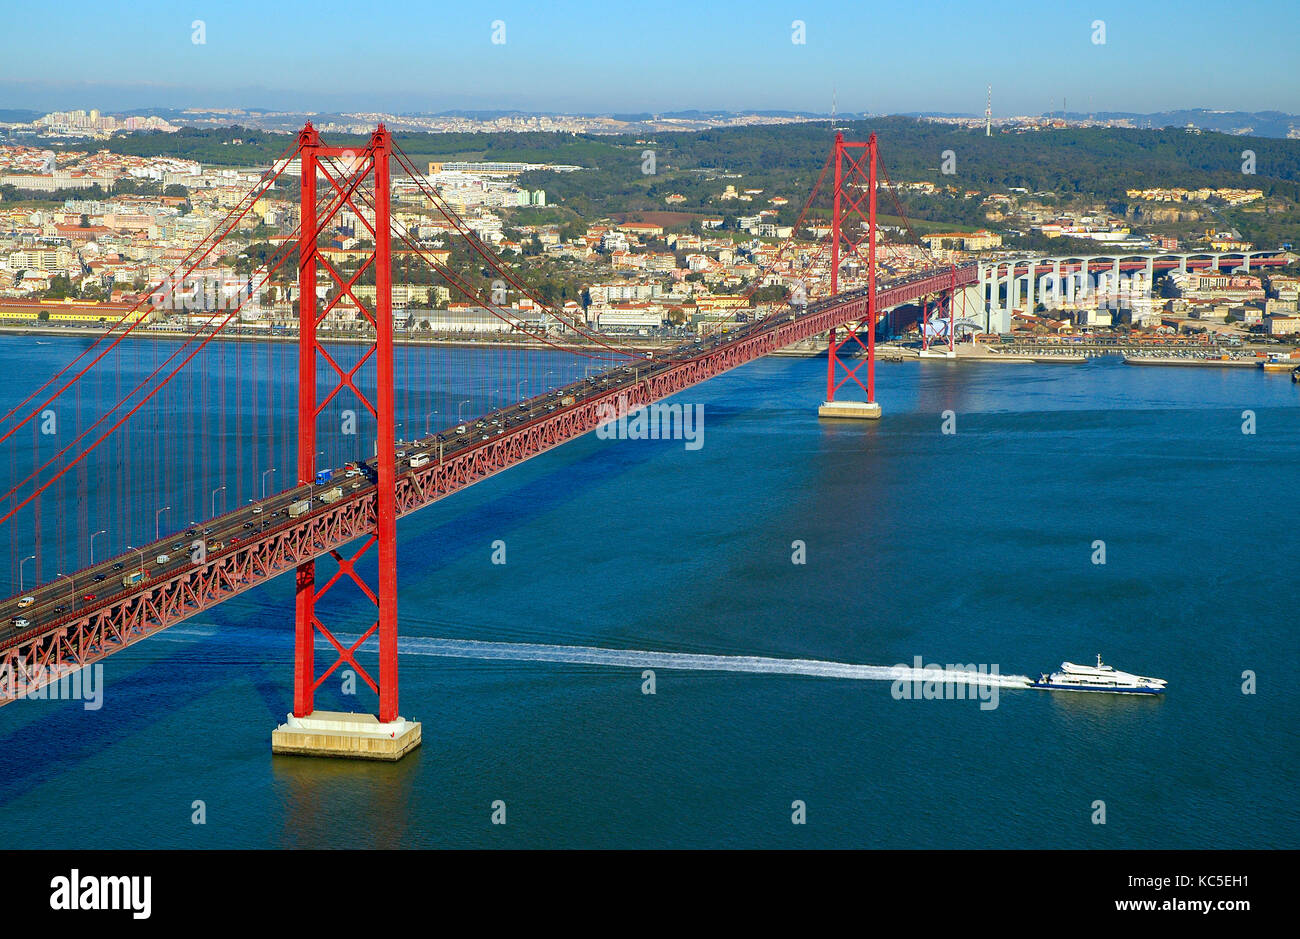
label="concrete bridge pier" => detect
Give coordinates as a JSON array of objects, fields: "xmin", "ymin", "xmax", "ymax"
[
  {"xmin": 818, "ymin": 399, "xmax": 882, "ymax": 419},
  {"xmin": 272, "ymin": 711, "xmax": 423, "ymax": 761},
  {"xmin": 978, "ymin": 263, "xmax": 1011, "ymax": 333}
]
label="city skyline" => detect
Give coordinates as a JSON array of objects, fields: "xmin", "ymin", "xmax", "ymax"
[{"xmin": 5, "ymin": 0, "xmax": 1300, "ymax": 116}]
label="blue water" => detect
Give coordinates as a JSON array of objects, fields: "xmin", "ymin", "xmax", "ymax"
[{"xmin": 0, "ymin": 341, "xmax": 1297, "ymax": 848}]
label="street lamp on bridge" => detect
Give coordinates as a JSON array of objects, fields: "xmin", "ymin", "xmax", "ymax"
[
  {"xmin": 155, "ymin": 506, "xmax": 170, "ymax": 541},
  {"xmin": 90, "ymin": 529, "xmax": 107, "ymax": 566},
  {"xmin": 58, "ymin": 573, "xmax": 75, "ymax": 609},
  {"xmin": 211, "ymin": 486, "xmax": 226, "ymax": 520}
]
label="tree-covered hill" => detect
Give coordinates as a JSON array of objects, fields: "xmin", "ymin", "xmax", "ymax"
[
  {"xmin": 93, "ymin": 118, "xmax": 1300, "ymax": 198},
  {"xmin": 78, "ymin": 118, "xmax": 1300, "ymax": 246}
]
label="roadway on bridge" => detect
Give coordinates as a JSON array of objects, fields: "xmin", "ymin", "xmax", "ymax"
[{"xmin": 0, "ymin": 265, "xmax": 971, "ymax": 656}]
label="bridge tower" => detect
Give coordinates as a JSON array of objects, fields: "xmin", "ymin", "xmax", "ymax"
[
  {"xmin": 819, "ymin": 132, "xmax": 882, "ymax": 420},
  {"xmin": 271, "ymin": 123, "xmax": 421, "ymax": 760}
]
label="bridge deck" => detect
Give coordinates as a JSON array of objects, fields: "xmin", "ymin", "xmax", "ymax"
[{"xmin": 0, "ymin": 264, "xmax": 976, "ymax": 701}]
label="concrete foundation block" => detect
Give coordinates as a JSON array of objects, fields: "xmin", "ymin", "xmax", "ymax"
[{"xmin": 271, "ymin": 710, "xmax": 422, "ymax": 761}]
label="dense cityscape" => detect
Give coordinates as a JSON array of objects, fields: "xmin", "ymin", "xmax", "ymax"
[{"xmin": 1, "ymin": 106, "xmax": 1298, "ymax": 362}]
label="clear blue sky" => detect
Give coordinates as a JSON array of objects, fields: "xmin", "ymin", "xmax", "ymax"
[{"xmin": 4, "ymin": 0, "xmax": 1299, "ymax": 116}]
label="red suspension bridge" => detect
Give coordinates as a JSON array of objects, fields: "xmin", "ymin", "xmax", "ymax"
[{"xmin": 0, "ymin": 126, "xmax": 975, "ymax": 756}]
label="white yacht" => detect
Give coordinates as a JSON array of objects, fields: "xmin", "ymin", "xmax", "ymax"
[{"xmin": 1030, "ymin": 654, "xmax": 1166, "ymax": 695}]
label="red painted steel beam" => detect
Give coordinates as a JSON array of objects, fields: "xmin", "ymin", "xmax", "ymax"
[
  {"xmin": 827, "ymin": 133, "xmax": 879, "ymax": 403},
  {"xmin": 371, "ymin": 125, "xmax": 400, "ymax": 723},
  {"xmin": 867, "ymin": 132, "xmax": 877, "ymax": 401},
  {"xmin": 294, "ymin": 123, "xmax": 320, "ymax": 717},
  {"xmin": 288, "ymin": 124, "xmax": 400, "ymax": 721}
]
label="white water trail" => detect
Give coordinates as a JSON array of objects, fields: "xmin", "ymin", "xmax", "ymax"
[
  {"xmin": 153, "ymin": 625, "xmax": 1033, "ymax": 688},
  {"xmin": 394, "ymin": 636, "xmax": 1035, "ymax": 688}
]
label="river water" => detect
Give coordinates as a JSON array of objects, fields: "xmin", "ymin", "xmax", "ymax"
[{"xmin": 0, "ymin": 338, "xmax": 1295, "ymax": 848}]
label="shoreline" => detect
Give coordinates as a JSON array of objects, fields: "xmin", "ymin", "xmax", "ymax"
[
  {"xmin": 0, "ymin": 324, "xmax": 673, "ymax": 353},
  {"xmin": 1, "ymin": 325, "xmax": 1293, "ymax": 371}
]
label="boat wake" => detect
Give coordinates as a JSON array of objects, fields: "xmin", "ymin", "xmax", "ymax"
[
  {"xmin": 154, "ymin": 625, "xmax": 1033, "ymax": 688},
  {"xmin": 391, "ymin": 636, "xmax": 1035, "ymax": 688}
]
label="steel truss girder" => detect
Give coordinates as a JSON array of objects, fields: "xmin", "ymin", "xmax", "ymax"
[{"xmin": 0, "ymin": 263, "xmax": 975, "ymax": 705}]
